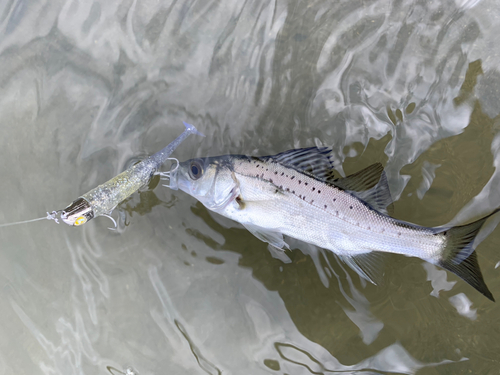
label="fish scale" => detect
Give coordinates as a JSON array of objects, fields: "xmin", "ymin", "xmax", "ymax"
[
  {"xmin": 232, "ymin": 157, "xmax": 443, "ymax": 260},
  {"xmin": 171, "ymin": 147, "xmax": 496, "ymax": 301}
]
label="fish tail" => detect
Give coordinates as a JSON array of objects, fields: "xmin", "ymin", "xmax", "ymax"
[{"xmin": 437, "ymin": 209, "xmax": 499, "ymax": 302}]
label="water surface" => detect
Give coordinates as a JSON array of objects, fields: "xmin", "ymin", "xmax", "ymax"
[{"xmin": 0, "ymin": 0, "xmax": 500, "ymax": 374}]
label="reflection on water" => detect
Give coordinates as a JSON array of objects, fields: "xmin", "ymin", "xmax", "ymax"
[
  {"xmin": 274, "ymin": 341, "xmax": 458, "ymax": 374},
  {"xmin": 448, "ymin": 293, "xmax": 477, "ymax": 321},
  {"xmin": 422, "ymin": 263, "xmax": 456, "ymax": 298},
  {"xmin": 1, "ymin": 0, "xmax": 500, "ymax": 374}
]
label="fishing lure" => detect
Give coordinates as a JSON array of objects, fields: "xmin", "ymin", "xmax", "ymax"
[{"xmin": 0, "ymin": 121, "xmax": 204, "ymax": 229}]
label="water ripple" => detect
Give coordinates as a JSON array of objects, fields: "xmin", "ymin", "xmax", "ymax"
[{"xmin": 1, "ymin": 0, "xmax": 500, "ymax": 374}]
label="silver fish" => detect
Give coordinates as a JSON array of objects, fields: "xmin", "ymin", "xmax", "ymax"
[
  {"xmin": 169, "ymin": 147, "xmax": 496, "ymax": 301},
  {"xmin": 60, "ymin": 121, "xmax": 204, "ymax": 227}
]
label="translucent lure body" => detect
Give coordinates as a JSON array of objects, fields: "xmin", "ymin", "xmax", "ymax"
[
  {"xmin": 61, "ymin": 122, "xmax": 203, "ymax": 226},
  {"xmin": 81, "ymin": 159, "xmax": 157, "ymax": 218}
]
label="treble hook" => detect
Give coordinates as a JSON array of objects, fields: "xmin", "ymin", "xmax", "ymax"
[
  {"xmin": 156, "ymin": 157, "xmax": 179, "ymax": 180},
  {"xmin": 157, "ymin": 172, "xmax": 170, "ymax": 181},
  {"xmin": 101, "ymin": 212, "xmax": 118, "ymax": 230},
  {"xmin": 169, "ymin": 157, "xmax": 179, "ymax": 173}
]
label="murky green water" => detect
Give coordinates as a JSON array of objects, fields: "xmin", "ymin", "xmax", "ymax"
[{"xmin": 0, "ymin": 0, "xmax": 499, "ymax": 374}]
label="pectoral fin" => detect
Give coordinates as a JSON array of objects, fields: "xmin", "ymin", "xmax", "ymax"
[
  {"xmin": 339, "ymin": 252, "xmax": 385, "ymax": 285},
  {"xmin": 242, "ymin": 223, "xmax": 290, "ymax": 250}
]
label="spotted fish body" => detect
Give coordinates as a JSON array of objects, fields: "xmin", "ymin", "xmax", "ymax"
[
  {"xmin": 170, "ymin": 148, "xmax": 496, "ymax": 301},
  {"xmin": 229, "ymin": 157, "xmax": 443, "ymax": 258}
]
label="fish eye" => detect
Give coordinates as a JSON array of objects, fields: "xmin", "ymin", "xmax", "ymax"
[{"xmin": 189, "ymin": 160, "xmax": 204, "ymax": 180}]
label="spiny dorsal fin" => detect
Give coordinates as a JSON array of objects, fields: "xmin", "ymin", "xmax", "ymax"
[
  {"xmin": 334, "ymin": 163, "xmax": 384, "ymax": 192},
  {"xmin": 263, "ymin": 147, "xmax": 337, "ymax": 181},
  {"xmin": 263, "ymin": 149, "xmax": 393, "ymax": 214}
]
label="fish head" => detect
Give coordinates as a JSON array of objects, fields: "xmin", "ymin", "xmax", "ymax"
[{"xmin": 169, "ymin": 156, "xmax": 239, "ymax": 211}]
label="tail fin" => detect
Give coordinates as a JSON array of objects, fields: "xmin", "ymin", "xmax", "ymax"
[{"xmin": 437, "ymin": 209, "xmax": 499, "ymax": 302}]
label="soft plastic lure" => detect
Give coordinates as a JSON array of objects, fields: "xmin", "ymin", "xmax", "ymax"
[{"xmin": 0, "ymin": 121, "xmax": 203, "ymax": 229}]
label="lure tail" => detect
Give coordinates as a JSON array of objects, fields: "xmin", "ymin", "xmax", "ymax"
[
  {"xmin": 182, "ymin": 121, "xmax": 205, "ymax": 137},
  {"xmin": 436, "ymin": 209, "xmax": 499, "ymax": 301}
]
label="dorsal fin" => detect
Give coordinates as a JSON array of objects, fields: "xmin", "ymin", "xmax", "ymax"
[
  {"xmin": 348, "ymin": 170, "xmax": 394, "ymax": 215},
  {"xmin": 263, "ymin": 147, "xmax": 337, "ymax": 180},
  {"xmin": 334, "ymin": 163, "xmax": 384, "ymax": 192},
  {"xmin": 261, "ymin": 149, "xmax": 393, "ymax": 214}
]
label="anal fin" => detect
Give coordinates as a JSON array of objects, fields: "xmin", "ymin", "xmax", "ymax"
[{"xmin": 339, "ymin": 252, "xmax": 385, "ymax": 285}]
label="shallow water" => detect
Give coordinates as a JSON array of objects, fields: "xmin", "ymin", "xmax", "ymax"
[{"xmin": 1, "ymin": 0, "xmax": 500, "ymax": 374}]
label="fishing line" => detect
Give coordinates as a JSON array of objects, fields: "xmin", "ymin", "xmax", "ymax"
[
  {"xmin": 0, "ymin": 211, "xmax": 60, "ymax": 228},
  {"xmin": 0, "ymin": 217, "xmax": 48, "ymax": 228}
]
